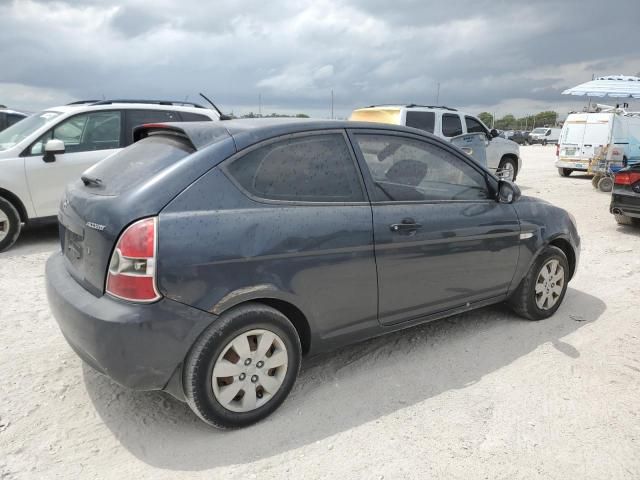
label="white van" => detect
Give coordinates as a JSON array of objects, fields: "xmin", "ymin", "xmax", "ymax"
[
  {"xmin": 556, "ymin": 112, "xmax": 640, "ymax": 176},
  {"xmin": 529, "ymin": 127, "xmax": 561, "ymax": 145}
]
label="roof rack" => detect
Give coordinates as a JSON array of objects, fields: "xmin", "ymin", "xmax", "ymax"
[
  {"xmin": 364, "ymin": 104, "xmax": 458, "ymax": 111},
  {"xmin": 405, "ymin": 104, "xmax": 458, "ymax": 111},
  {"xmin": 67, "ymin": 100, "xmax": 102, "ymax": 105},
  {"xmin": 90, "ymin": 99, "xmax": 207, "ymax": 108},
  {"xmin": 67, "ymin": 99, "xmax": 207, "ymax": 108}
]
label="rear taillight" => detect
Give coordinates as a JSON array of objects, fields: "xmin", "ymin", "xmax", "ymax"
[
  {"xmin": 614, "ymin": 171, "xmax": 640, "ymax": 186},
  {"xmin": 556, "ymin": 144, "xmax": 559, "ymax": 157},
  {"xmin": 106, "ymin": 217, "xmax": 161, "ymax": 303}
]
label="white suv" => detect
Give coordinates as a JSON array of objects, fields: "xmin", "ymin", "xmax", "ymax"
[
  {"xmin": 0, "ymin": 100, "xmax": 220, "ymax": 251},
  {"xmin": 350, "ymin": 104, "xmax": 521, "ymax": 181}
]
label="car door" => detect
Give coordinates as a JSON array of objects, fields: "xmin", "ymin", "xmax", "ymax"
[
  {"xmin": 24, "ymin": 110, "xmax": 123, "ymax": 217},
  {"xmin": 348, "ymin": 130, "xmax": 521, "ymax": 325}
]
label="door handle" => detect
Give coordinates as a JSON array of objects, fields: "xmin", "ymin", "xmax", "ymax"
[{"xmin": 390, "ymin": 218, "xmax": 422, "ymax": 233}]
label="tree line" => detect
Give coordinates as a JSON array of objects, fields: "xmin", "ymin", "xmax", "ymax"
[{"xmin": 478, "ymin": 111, "xmax": 558, "ymax": 131}]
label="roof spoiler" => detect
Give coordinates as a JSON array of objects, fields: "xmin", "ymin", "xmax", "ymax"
[{"xmin": 133, "ymin": 122, "xmax": 232, "ymax": 150}]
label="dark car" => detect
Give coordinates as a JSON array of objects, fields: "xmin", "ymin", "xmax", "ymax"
[
  {"xmin": 0, "ymin": 107, "xmax": 27, "ymax": 131},
  {"xmin": 508, "ymin": 131, "xmax": 529, "ymax": 145},
  {"xmin": 611, "ymin": 164, "xmax": 640, "ymax": 226},
  {"xmin": 46, "ymin": 119, "xmax": 580, "ymax": 428}
]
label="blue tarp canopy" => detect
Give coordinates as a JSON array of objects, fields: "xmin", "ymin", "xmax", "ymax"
[{"xmin": 562, "ymin": 75, "xmax": 640, "ymax": 98}]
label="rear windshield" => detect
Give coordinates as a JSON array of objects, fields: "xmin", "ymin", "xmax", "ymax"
[
  {"xmin": 562, "ymin": 124, "xmax": 585, "ymax": 145},
  {"xmin": 81, "ymin": 135, "xmax": 194, "ymax": 195}
]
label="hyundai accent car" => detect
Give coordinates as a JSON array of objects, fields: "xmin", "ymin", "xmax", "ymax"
[{"xmin": 46, "ymin": 119, "xmax": 580, "ymax": 428}]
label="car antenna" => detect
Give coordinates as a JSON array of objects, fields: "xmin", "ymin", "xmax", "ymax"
[{"xmin": 199, "ymin": 93, "xmax": 232, "ymax": 120}]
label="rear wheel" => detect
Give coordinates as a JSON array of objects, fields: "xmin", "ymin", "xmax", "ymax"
[
  {"xmin": 597, "ymin": 176, "xmax": 613, "ymax": 192},
  {"xmin": 508, "ymin": 246, "xmax": 569, "ymax": 320},
  {"xmin": 558, "ymin": 168, "xmax": 573, "ymax": 177},
  {"xmin": 183, "ymin": 302, "xmax": 302, "ymax": 428},
  {"xmin": 591, "ymin": 174, "xmax": 601, "ymax": 188},
  {"xmin": 0, "ymin": 197, "xmax": 21, "ymax": 253}
]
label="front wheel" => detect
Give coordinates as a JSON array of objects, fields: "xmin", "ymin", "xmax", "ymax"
[
  {"xmin": 183, "ymin": 302, "xmax": 302, "ymax": 428},
  {"xmin": 558, "ymin": 168, "xmax": 573, "ymax": 177},
  {"xmin": 498, "ymin": 157, "xmax": 517, "ymax": 182},
  {"xmin": 0, "ymin": 197, "xmax": 22, "ymax": 253},
  {"xmin": 508, "ymin": 246, "xmax": 569, "ymax": 320}
]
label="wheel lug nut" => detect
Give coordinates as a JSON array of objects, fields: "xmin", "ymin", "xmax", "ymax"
[
  {"xmin": 244, "ymin": 358, "xmax": 251, "ymax": 366},
  {"xmin": 256, "ymin": 361, "xmax": 264, "ymax": 368},
  {"xmin": 251, "ymin": 375, "xmax": 258, "ymax": 383},
  {"xmin": 239, "ymin": 373, "xmax": 246, "ymax": 381},
  {"xmin": 257, "ymin": 392, "xmax": 263, "ymax": 399}
]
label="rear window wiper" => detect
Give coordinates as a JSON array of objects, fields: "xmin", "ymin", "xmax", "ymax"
[{"xmin": 81, "ymin": 173, "xmax": 103, "ymax": 187}]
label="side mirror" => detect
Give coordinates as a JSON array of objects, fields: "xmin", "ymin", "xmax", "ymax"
[
  {"xmin": 497, "ymin": 179, "xmax": 521, "ymax": 204},
  {"xmin": 43, "ymin": 139, "xmax": 65, "ymax": 163},
  {"xmin": 489, "ymin": 129, "xmax": 499, "ymax": 138}
]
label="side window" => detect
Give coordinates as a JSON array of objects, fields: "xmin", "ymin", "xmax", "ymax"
[
  {"xmin": 441, "ymin": 114, "xmax": 463, "ymax": 137},
  {"xmin": 179, "ymin": 112, "xmax": 213, "ymax": 122},
  {"xmin": 545, "ymin": 129, "xmax": 551, "ymax": 136},
  {"xmin": 465, "ymin": 116, "xmax": 487, "ymax": 134},
  {"xmin": 405, "ymin": 111, "xmax": 435, "ymax": 133},
  {"xmin": 29, "ymin": 111, "xmax": 122, "ymax": 155},
  {"xmin": 354, "ymin": 134, "xmax": 489, "ymax": 202},
  {"xmin": 125, "ymin": 109, "xmax": 179, "ymax": 145},
  {"xmin": 226, "ymin": 133, "xmax": 364, "ymax": 202}
]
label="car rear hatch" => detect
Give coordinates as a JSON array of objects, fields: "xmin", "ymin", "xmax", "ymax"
[{"xmin": 57, "ymin": 123, "xmax": 236, "ymax": 296}]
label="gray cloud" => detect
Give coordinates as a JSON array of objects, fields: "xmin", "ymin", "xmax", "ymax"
[{"xmin": 1, "ymin": 0, "xmax": 639, "ymax": 117}]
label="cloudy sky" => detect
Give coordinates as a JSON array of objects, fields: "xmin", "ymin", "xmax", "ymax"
[{"xmin": 1, "ymin": 0, "xmax": 639, "ymax": 118}]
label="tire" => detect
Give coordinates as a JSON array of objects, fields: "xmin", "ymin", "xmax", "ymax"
[
  {"xmin": 0, "ymin": 197, "xmax": 22, "ymax": 253},
  {"xmin": 597, "ymin": 176, "xmax": 613, "ymax": 192},
  {"xmin": 498, "ymin": 157, "xmax": 518, "ymax": 182},
  {"xmin": 614, "ymin": 213, "xmax": 640, "ymax": 226},
  {"xmin": 508, "ymin": 245, "xmax": 569, "ymax": 321},
  {"xmin": 542, "ymin": 139, "xmax": 548, "ymax": 146},
  {"xmin": 558, "ymin": 168, "xmax": 572, "ymax": 177},
  {"xmin": 183, "ymin": 302, "xmax": 302, "ymax": 429},
  {"xmin": 591, "ymin": 175, "xmax": 601, "ymax": 188}
]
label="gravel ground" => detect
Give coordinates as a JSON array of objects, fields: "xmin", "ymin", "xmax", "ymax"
[{"xmin": 1, "ymin": 145, "xmax": 639, "ymax": 480}]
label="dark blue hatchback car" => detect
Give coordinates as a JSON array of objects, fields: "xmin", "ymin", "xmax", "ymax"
[{"xmin": 46, "ymin": 119, "xmax": 580, "ymax": 428}]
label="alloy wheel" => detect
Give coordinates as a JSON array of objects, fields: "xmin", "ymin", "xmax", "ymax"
[{"xmin": 535, "ymin": 259, "xmax": 565, "ymax": 310}]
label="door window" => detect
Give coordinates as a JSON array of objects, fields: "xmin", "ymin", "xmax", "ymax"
[
  {"xmin": 354, "ymin": 134, "xmax": 489, "ymax": 202},
  {"xmin": 29, "ymin": 111, "xmax": 122, "ymax": 155},
  {"xmin": 442, "ymin": 114, "xmax": 463, "ymax": 137},
  {"xmin": 465, "ymin": 116, "xmax": 487, "ymax": 134},
  {"xmin": 226, "ymin": 133, "xmax": 364, "ymax": 202},
  {"xmin": 405, "ymin": 111, "xmax": 435, "ymax": 133}
]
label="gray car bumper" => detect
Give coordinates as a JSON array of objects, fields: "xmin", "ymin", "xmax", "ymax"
[{"xmin": 46, "ymin": 253, "xmax": 217, "ymax": 391}]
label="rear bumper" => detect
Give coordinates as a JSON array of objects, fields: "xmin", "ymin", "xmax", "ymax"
[
  {"xmin": 556, "ymin": 160, "xmax": 588, "ymax": 171},
  {"xmin": 46, "ymin": 253, "xmax": 217, "ymax": 392},
  {"xmin": 611, "ymin": 192, "xmax": 640, "ymax": 218}
]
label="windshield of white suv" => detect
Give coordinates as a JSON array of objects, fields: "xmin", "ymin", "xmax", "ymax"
[{"xmin": 0, "ymin": 111, "xmax": 62, "ymax": 151}]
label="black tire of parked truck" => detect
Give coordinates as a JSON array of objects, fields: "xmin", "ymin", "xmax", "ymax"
[
  {"xmin": 0, "ymin": 197, "xmax": 21, "ymax": 253},
  {"xmin": 558, "ymin": 168, "xmax": 573, "ymax": 177}
]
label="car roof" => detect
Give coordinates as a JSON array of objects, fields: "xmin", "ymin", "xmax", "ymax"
[
  {"xmin": 136, "ymin": 117, "xmax": 444, "ymax": 151},
  {"xmin": 354, "ymin": 104, "xmax": 459, "ymax": 112}
]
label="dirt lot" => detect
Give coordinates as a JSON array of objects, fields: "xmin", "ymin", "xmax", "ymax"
[{"xmin": 1, "ymin": 145, "xmax": 639, "ymax": 479}]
